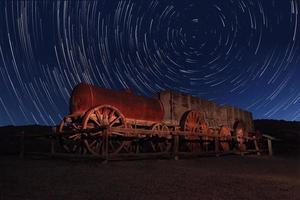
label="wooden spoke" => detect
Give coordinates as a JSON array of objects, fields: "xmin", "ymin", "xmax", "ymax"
[
  {"xmin": 82, "ymin": 105, "xmax": 129, "ymax": 156},
  {"xmin": 234, "ymin": 120, "xmax": 247, "ymax": 151},
  {"xmin": 236, "ymin": 128, "xmax": 246, "ymax": 151},
  {"xmin": 108, "ymin": 110, "xmax": 115, "ymax": 121},
  {"xmin": 180, "ymin": 110, "xmax": 208, "ymax": 152},
  {"xmin": 181, "ymin": 110, "xmax": 206, "ymax": 137},
  {"xmin": 90, "ymin": 116, "xmax": 102, "ymax": 127},
  {"xmin": 150, "ymin": 142, "xmax": 157, "ymax": 152},
  {"xmin": 108, "ymin": 140, "xmax": 126, "ymax": 155},
  {"xmin": 109, "ymin": 116, "xmax": 121, "ymax": 126},
  {"xmin": 219, "ymin": 126, "xmax": 231, "ymax": 151},
  {"xmin": 149, "ymin": 123, "xmax": 172, "ymax": 153},
  {"xmin": 122, "ymin": 141, "xmax": 132, "ymax": 153},
  {"xmin": 58, "ymin": 115, "xmax": 87, "ymax": 154}
]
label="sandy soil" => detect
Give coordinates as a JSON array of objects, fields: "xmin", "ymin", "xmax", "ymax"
[{"xmin": 0, "ymin": 155, "xmax": 299, "ymax": 200}]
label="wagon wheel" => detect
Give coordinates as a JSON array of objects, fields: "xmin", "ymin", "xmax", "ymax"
[
  {"xmin": 234, "ymin": 121, "xmax": 246, "ymax": 152},
  {"xmin": 218, "ymin": 126, "xmax": 231, "ymax": 151},
  {"xmin": 119, "ymin": 124, "xmax": 138, "ymax": 154},
  {"xmin": 58, "ymin": 115, "xmax": 87, "ymax": 154},
  {"xmin": 235, "ymin": 127, "xmax": 246, "ymax": 152},
  {"xmin": 181, "ymin": 110, "xmax": 207, "ymax": 152},
  {"xmin": 82, "ymin": 105, "xmax": 128, "ymax": 156},
  {"xmin": 150, "ymin": 123, "xmax": 172, "ymax": 153},
  {"xmin": 181, "ymin": 110, "xmax": 206, "ymax": 135}
]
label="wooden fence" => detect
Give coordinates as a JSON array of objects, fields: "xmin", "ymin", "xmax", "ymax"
[{"xmin": 17, "ymin": 127, "xmax": 275, "ymax": 163}]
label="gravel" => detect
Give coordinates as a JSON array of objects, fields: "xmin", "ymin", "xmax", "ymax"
[{"xmin": 0, "ymin": 155, "xmax": 299, "ymax": 200}]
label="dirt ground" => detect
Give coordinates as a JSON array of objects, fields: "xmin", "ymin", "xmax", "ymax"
[{"xmin": 0, "ymin": 155, "xmax": 299, "ymax": 200}]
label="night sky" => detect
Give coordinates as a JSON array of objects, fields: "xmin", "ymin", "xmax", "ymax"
[{"xmin": 0, "ymin": 0, "xmax": 299, "ymax": 126}]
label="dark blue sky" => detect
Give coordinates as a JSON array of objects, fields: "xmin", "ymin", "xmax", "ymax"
[{"xmin": 0, "ymin": 0, "xmax": 299, "ymax": 126}]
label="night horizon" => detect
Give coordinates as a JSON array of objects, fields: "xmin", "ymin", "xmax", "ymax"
[{"xmin": 0, "ymin": 0, "xmax": 299, "ymax": 126}]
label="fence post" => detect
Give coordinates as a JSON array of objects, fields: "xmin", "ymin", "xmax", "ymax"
[
  {"xmin": 253, "ymin": 136, "xmax": 261, "ymax": 156},
  {"xmin": 267, "ymin": 138, "xmax": 273, "ymax": 156}
]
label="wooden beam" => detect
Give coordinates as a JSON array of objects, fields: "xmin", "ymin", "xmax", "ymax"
[
  {"xmin": 267, "ymin": 138, "xmax": 273, "ymax": 156},
  {"xmin": 253, "ymin": 136, "xmax": 261, "ymax": 156}
]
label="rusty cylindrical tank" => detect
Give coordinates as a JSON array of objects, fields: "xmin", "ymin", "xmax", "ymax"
[{"xmin": 69, "ymin": 83, "xmax": 164, "ymax": 122}]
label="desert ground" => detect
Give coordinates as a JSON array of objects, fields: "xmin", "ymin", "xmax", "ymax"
[{"xmin": 0, "ymin": 155, "xmax": 299, "ymax": 200}]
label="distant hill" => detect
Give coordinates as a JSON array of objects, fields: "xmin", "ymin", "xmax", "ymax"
[
  {"xmin": 0, "ymin": 125, "xmax": 53, "ymax": 135},
  {"xmin": 0, "ymin": 125, "xmax": 53, "ymax": 155},
  {"xmin": 254, "ymin": 119, "xmax": 300, "ymax": 156}
]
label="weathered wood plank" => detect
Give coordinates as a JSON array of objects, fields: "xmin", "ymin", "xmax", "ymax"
[{"xmin": 267, "ymin": 138, "xmax": 273, "ymax": 156}]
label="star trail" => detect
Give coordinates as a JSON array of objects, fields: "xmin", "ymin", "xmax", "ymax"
[{"xmin": 0, "ymin": 0, "xmax": 299, "ymax": 126}]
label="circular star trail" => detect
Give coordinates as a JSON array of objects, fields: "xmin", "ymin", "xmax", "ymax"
[{"xmin": 0, "ymin": 0, "xmax": 299, "ymax": 125}]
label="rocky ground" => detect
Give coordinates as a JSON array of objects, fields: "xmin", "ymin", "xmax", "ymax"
[{"xmin": 0, "ymin": 155, "xmax": 299, "ymax": 200}]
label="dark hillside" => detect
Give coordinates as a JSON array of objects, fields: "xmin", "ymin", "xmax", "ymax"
[
  {"xmin": 254, "ymin": 120, "xmax": 300, "ymax": 156},
  {"xmin": 0, "ymin": 125, "xmax": 53, "ymax": 155}
]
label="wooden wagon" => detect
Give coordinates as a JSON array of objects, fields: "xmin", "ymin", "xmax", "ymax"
[{"xmin": 58, "ymin": 83, "xmax": 256, "ymax": 157}]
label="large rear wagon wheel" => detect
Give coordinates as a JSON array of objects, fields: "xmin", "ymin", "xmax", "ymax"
[{"xmin": 82, "ymin": 105, "xmax": 128, "ymax": 156}]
